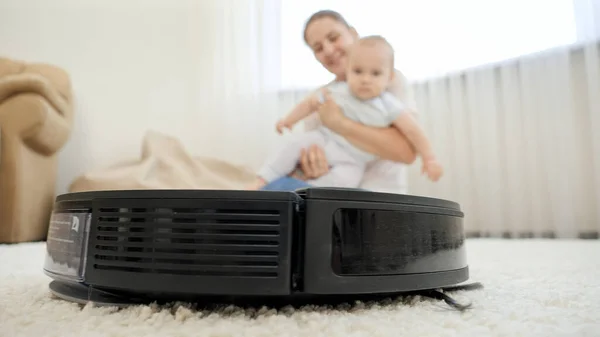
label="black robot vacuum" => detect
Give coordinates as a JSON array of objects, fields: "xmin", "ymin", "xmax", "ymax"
[{"xmin": 43, "ymin": 188, "xmax": 481, "ymax": 310}]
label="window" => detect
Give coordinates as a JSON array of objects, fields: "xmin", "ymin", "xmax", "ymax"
[{"xmin": 280, "ymin": 0, "xmax": 578, "ymax": 90}]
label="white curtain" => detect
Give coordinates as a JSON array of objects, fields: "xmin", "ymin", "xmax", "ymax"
[
  {"xmin": 188, "ymin": 0, "xmax": 290, "ymax": 170},
  {"xmin": 404, "ymin": 1, "xmax": 600, "ymax": 238},
  {"xmin": 407, "ymin": 44, "xmax": 599, "ymax": 238}
]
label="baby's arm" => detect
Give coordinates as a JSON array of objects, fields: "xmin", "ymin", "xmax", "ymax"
[
  {"xmin": 277, "ymin": 94, "xmax": 320, "ymax": 133},
  {"xmin": 392, "ymin": 113, "xmax": 443, "ymax": 181}
]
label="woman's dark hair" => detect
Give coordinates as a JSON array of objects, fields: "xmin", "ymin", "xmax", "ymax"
[{"xmin": 303, "ymin": 10, "xmax": 351, "ymax": 43}]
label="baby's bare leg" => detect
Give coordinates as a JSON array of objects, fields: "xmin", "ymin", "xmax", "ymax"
[{"xmin": 257, "ymin": 130, "xmax": 328, "ymax": 184}]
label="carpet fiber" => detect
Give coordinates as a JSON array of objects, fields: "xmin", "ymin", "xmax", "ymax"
[{"xmin": 1, "ymin": 239, "xmax": 599, "ymax": 336}]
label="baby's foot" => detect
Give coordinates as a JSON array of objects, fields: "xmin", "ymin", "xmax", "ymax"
[{"xmin": 246, "ymin": 177, "xmax": 267, "ymax": 190}]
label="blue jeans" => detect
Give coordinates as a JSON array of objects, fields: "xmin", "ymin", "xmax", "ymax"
[{"xmin": 260, "ymin": 177, "xmax": 312, "ymax": 191}]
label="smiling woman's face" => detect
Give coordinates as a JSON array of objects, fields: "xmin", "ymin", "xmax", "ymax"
[{"xmin": 304, "ymin": 16, "xmax": 358, "ymax": 80}]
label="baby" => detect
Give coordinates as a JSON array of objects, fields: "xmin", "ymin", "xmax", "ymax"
[{"xmin": 250, "ymin": 35, "xmax": 443, "ymax": 190}]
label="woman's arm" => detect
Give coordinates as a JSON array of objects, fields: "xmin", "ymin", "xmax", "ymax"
[
  {"xmin": 333, "ymin": 117, "xmax": 416, "ymax": 163},
  {"xmin": 343, "ymin": 121, "xmax": 416, "ymax": 163}
]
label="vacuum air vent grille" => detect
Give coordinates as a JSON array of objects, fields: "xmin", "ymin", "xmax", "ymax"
[{"xmin": 88, "ymin": 201, "xmax": 285, "ymax": 279}]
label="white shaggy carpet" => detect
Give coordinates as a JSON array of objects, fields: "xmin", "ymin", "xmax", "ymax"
[{"xmin": 1, "ymin": 239, "xmax": 599, "ymax": 337}]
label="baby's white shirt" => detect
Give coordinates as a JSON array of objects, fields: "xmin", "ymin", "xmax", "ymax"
[{"xmin": 317, "ymin": 81, "xmax": 407, "ymax": 162}]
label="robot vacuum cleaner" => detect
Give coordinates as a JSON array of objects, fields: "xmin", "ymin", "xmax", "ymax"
[{"xmin": 43, "ymin": 187, "xmax": 482, "ymax": 310}]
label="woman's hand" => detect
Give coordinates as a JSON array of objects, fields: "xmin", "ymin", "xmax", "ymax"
[
  {"xmin": 291, "ymin": 144, "xmax": 330, "ymax": 180},
  {"xmin": 315, "ymin": 89, "xmax": 347, "ymax": 133}
]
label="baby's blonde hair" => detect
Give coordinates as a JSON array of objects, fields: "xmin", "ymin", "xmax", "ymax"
[{"xmin": 354, "ymin": 35, "xmax": 395, "ymax": 68}]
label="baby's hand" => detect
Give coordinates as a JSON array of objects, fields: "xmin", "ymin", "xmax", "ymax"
[
  {"xmin": 302, "ymin": 93, "xmax": 324, "ymax": 112},
  {"xmin": 276, "ymin": 119, "xmax": 293, "ymax": 134},
  {"xmin": 422, "ymin": 159, "xmax": 443, "ymax": 182}
]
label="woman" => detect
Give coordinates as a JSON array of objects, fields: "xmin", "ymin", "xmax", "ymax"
[{"xmin": 269, "ymin": 10, "xmax": 418, "ymax": 193}]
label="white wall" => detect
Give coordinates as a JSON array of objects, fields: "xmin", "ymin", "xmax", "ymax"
[{"xmin": 1, "ymin": 0, "xmax": 272, "ymax": 195}]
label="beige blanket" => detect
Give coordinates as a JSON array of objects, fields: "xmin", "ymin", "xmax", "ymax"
[{"xmin": 68, "ymin": 131, "xmax": 258, "ymax": 192}]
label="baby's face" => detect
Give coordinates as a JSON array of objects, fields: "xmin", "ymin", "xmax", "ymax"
[{"xmin": 346, "ymin": 43, "xmax": 394, "ymax": 100}]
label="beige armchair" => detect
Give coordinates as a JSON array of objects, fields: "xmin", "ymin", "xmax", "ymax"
[{"xmin": 0, "ymin": 57, "xmax": 73, "ymax": 243}]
